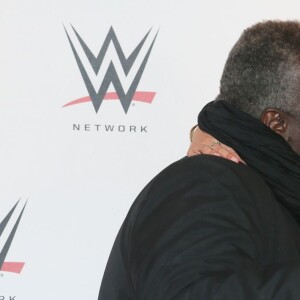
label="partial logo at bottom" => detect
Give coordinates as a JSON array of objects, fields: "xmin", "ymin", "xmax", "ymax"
[{"xmin": 0, "ymin": 201, "xmax": 27, "ymax": 274}]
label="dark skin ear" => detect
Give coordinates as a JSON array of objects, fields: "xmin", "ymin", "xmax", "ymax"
[
  {"xmin": 260, "ymin": 108, "xmax": 289, "ymax": 139},
  {"xmin": 260, "ymin": 108, "xmax": 300, "ymax": 155}
]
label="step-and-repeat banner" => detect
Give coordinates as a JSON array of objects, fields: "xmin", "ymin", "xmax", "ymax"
[{"xmin": 1, "ymin": 0, "xmax": 299, "ymax": 299}]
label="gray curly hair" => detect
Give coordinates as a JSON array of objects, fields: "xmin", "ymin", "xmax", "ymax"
[{"xmin": 217, "ymin": 20, "xmax": 300, "ymax": 119}]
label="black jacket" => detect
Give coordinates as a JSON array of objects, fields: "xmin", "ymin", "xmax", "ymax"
[{"xmin": 99, "ymin": 155, "xmax": 300, "ymax": 299}]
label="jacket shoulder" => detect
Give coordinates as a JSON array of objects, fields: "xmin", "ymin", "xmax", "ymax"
[{"xmin": 150, "ymin": 155, "xmax": 272, "ymax": 200}]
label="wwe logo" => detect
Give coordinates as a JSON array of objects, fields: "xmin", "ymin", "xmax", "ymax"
[
  {"xmin": 0, "ymin": 201, "xmax": 26, "ymax": 274},
  {"xmin": 64, "ymin": 25, "xmax": 158, "ymax": 113}
]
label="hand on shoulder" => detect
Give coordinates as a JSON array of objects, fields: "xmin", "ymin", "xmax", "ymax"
[{"xmin": 187, "ymin": 127, "xmax": 245, "ymax": 164}]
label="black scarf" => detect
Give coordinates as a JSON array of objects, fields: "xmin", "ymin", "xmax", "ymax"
[{"xmin": 198, "ymin": 100, "xmax": 300, "ymax": 215}]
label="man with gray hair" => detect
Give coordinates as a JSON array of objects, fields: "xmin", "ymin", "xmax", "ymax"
[{"xmin": 99, "ymin": 20, "xmax": 300, "ymax": 299}]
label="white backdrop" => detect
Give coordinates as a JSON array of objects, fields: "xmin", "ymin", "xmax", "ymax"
[{"xmin": 1, "ymin": 0, "xmax": 300, "ymax": 299}]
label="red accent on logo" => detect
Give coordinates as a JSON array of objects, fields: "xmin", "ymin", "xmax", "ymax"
[
  {"xmin": 62, "ymin": 91, "xmax": 156, "ymax": 108},
  {"xmin": 1, "ymin": 262, "xmax": 25, "ymax": 274}
]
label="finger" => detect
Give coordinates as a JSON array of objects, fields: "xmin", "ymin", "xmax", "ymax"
[
  {"xmin": 214, "ymin": 146, "xmax": 240, "ymax": 163},
  {"xmin": 210, "ymin": 144, "xmax": 246, "ymax": 164},
  {"xmin": 187, "ymin": 144, "xmax": 221, "ymax": 157},
  {"xmin": 187, "ymin": 143, "xmax": 245, "ymax": 164}
]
